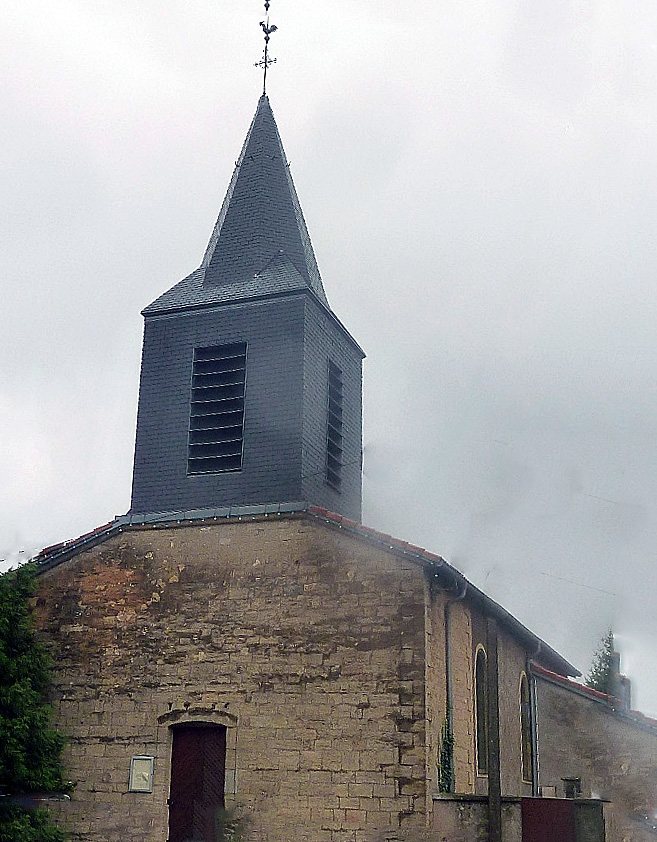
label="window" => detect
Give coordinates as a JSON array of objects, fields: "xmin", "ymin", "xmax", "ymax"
[
  {"xmin": 520, "ymin": 673, "xmax": 533, "ymax": 783},
  {"xmin": 326, "ymin": 361, "xmax": 343, "ymax": 490},
  {"xmin": 188, "ymin": 343, "xmax": 246, "ymax": 475},
  {"xmin": 475, "ymin": 646, "xmax": 488, "ymax": 775}
]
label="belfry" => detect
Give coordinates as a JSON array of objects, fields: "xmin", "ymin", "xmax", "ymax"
[{"xmin": 130, "ymin": 72, "xmax": 364, "ymax": 520}]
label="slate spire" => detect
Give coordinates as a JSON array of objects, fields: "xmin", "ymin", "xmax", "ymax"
[
  {"xmin": 202, "ymin": 95, "xmax": 327, "ymax": 300},
  {"xmin": 144, "ymin": 96, "xmax": 328, "ymax": 315}
]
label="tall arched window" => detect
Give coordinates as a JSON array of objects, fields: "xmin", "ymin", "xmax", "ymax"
[
  {"xmin": 520, "ymin": 673, "xmax": 533, "ymax": 784},
  {"xmin": 475, "ymin": 646, "xmax": 488, "ymax": 775}
]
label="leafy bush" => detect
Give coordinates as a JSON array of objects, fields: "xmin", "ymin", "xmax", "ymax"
[
  {"xmin": 214, "ymin": 806, "xmax": 249, "ymax": 842},
  {"xmin": 0, "ymin": 563, "xmax": 70, "ymax": 841},
  {"xmin": 0, "ymin": 805, "xmax": 67, "ymax": 842}
]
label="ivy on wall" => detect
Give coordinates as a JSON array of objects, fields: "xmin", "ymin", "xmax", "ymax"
[
  {"xmin": 438, "ymin": 703, "xmax": 454, "ymax": 793},
  {"xmin": 0, "ymin": 563, "xmax": 70, "ymax": 842}
]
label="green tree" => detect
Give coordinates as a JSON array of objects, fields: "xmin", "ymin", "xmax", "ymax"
[
  {"xmin": 0, "ymin": 563, "xmax": 70, "ymax": 841},
  {"xmin": 585, "ymin": 628, "xmax": 614, "ymax": 694}
]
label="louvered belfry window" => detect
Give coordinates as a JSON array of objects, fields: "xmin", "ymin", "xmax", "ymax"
[
  {"xmin": 326, "ymin": 361, "xmax": 344, "ymax": 491},
  {"xmin": 188, "ymin": 342, "xmax": 247, "ymax": 475}
]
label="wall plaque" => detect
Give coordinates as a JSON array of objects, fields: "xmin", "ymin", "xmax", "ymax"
[{"xmin": 129, "ymin": 756, "xmax": 154, "ymax": 793}]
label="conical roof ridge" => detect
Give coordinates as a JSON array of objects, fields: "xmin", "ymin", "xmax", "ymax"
[
  {"xmin": 201, "ymin": 95, "xmax": 327, "ymax": 304},
  {"xmin": 144, "ymin": 97, "xmax": 329, "ymax": 315}
]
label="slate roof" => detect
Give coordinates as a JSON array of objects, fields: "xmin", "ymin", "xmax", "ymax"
[
  {"xmin": 32, "ymin": 504, "xmax": 578, "ymax": 678},
  {"xmin": 144, "ymin": 96, "xmax": 329, "ymax": 316}
]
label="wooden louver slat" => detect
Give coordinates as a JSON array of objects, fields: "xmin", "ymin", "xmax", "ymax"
[
  {"xmin": 326, "ymin": 361, "xmax": 344, "ymax": 491},
  {"xmin": 188, "ymin": 343, "xmax": 247, "ymax": 474}
]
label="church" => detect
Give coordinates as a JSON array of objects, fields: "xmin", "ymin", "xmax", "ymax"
[{"xmin": 30, "ymin": 31, "xmax": 655, "ymax": 842}]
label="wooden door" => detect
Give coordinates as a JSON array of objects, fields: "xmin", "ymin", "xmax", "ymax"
[{"xmin": 168, "ymin": 724, "xmax": 227, "ymax": 842}]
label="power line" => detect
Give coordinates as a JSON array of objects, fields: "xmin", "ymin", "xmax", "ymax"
[{"xmin": 537, "ymin": 570, "xmax": 617, "ymax": 597}]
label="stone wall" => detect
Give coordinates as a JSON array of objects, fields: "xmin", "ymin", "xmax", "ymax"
[
  {"xmin": 432, "ymin": 795, "xmax": 604, "ymax": 842},
  {"xmin": 32, "ymin": 512, "xmax": 586, "ymax": 841},
  {"xmin": 424, "ymin": 588, "xmax": 447, "ymax": 806},
  {"xmin": 450, "ymin": 601, "xmax": 475, "ymax": 795},
  {"xmin": 427, "ymin": 593, "xmax": 537, "ymax": 800},
  {"xmin": 536, "ymin": 673, "xmax": 657, "ymax": 842},
  {"xmin": 431, "ymin": 795, "xmax": 521, "ymax": 842},
  {"xmin": 496, "ymin": 633, "xmax": 534, "ymax": 797},
  {"xmin": 35, "ymin": 517, "xmax": 429, "ymax": 842}
]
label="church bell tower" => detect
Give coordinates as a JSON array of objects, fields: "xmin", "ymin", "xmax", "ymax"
[{"xmin": 129, "ymin": 92, "xmax": 364, "ymax": 521}]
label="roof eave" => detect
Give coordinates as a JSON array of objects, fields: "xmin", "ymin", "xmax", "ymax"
[
  {"xmin": 306, "ymin": 507, "xmax": 579, "ymax": 677},
  {"xmin": 142, "ymin": 286, "xmax": 365, "ymax": 358}
]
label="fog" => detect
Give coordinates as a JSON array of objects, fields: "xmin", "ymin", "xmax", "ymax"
[{"xmin": 2, "ymin": 0, "xmax": 657, "ymax": 712}]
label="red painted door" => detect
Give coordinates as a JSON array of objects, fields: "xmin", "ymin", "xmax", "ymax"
[
  {"xmin": 522, "ymin": 798, "xmax": 576, "ymax": 842},
  {"xmin": 168, "ymin": 724, "xmax": 227, "ymax": 842}
]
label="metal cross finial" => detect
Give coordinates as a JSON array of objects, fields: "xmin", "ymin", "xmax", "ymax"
[{"xmin": 255, "ymin": 0, "xmax": 278, "ymax": 95}]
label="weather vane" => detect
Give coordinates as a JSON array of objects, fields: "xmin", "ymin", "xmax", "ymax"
[{"xmin": 255, "ymin": 0, "xmax": 278, "ymax": 96}]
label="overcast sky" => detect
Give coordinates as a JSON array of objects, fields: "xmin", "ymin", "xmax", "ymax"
[{"xmin": 2, "ymin": 0, "xmax": 657, "ymax": 713}]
